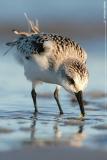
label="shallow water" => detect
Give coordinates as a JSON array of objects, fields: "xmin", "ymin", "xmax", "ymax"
[
  {"xmin": 0, "ymin": 37, "xmax": 107, "ymax": 152},
  {"xmin": 0, "ymin": 91, "xmax": 107, "ymax": 151}
]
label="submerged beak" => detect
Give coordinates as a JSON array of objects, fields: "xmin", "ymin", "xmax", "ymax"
[{"xmin": 75, "ymin": 91, "xmax": 85, "ymax": 117}]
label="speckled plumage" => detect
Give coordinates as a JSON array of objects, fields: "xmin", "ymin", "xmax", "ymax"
[
  {"xmin": 6, "ymin": 18, "xmax": 89, "ymax": 116},
  {"xmin": 16, "ymin": 33, "xmax": 87, "ymax": 63}
]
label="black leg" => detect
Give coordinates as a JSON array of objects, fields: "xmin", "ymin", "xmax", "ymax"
[
  {"xmin": 54, "ymin": 87, "xmax": 63, "ymax": 114},
  {"xmin": 31, "ymin": 89, "xmax": 38, "ymax": 113}
]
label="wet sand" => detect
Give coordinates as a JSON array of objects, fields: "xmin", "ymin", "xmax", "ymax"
[{"xmin": 0, "ymin": 145, "xmax": 107, "ymax": 160}]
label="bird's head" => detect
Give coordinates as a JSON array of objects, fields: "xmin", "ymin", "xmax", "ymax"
[{"xmin": 60, "ymin": 58, "xmax": 89, "ymax": 117}]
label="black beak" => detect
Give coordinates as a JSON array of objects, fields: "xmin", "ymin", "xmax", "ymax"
[{"xmin": 75, "ymin": 91, "xmax": 85, "ymax": 117}]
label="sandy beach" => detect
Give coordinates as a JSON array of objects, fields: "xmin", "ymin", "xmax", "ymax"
[{"xmin": 0, "ymin": 145, "xmax": 107, "ymax": 160}]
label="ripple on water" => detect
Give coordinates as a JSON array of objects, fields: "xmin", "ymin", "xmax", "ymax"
[
  {"xmin": 0, "ymin": 128, "xmax": 14, "ymax": 134},
  {"xmin": 0, "ymin": 92, "xmax": 107, "ymax": 151}
]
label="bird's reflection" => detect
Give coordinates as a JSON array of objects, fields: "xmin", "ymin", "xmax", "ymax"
[
  {"xmin": 53, "ymin": 114, "xmax": 63, "ymax": 141},
  {"xmin": 78, "ymin": 125, "xmax": 83, "ymax": 134},
  {"xmin": 69, "ymin": 125, "xmax": 86, "ymax": 147},
  {"xmin": 28, "ymin": 112, "xmax": 86, "ymax": 147},
  {"xmin": 30, "ymin": 112, "xmax": 37, "ymax": 142},
  {"xmin": 29, "ymin": 113, "xmax": 63, "ymax": 144}
]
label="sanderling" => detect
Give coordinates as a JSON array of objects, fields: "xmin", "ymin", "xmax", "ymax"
[{"xmin": 6, "ymin": 17, "xmax": 89, "ymax": 117}]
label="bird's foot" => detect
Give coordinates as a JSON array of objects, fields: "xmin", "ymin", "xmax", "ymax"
[
  {"xmin": 60, "ymin": 110, "xmax": 64, "ymax": 115},
  {"xmin": 34, "ymin": 109, "xmax": 38, "ymax": 115},
  {"xmin": 79, "ymin": 113, "xmax": 85, "ymax": 120}
]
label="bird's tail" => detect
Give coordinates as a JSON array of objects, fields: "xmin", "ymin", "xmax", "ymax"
[
  {"xmin": 13, "ymin": 13, "xmax": 40, "ymax": 36},
  {"xmin": 4, "ymin": 14, "xmax": 40, "ymax": 56},
  {"xmin": 4, "ymin": 14, "xmax": 40, "ymax": 65},
  {"xmin": 24, "ymin": 13, "xmax": 40, "ymax": 34}
]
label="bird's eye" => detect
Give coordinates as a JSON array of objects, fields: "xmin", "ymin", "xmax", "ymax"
[{"xmin": 66, "ymin": 75, "xmax": 75, "ymax": 85}]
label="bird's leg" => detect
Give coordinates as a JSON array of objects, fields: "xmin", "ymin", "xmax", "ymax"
[
  {"xmin": 31, "ymin": 88, "xmax": 38, "ymax": 113},
  {"xmin": 54, "ymin": 86, "xmax": 63, "ymax": 115},
  {"xmin": 31, "ymin": 82, "xmax": 38, "ymax": 113}
]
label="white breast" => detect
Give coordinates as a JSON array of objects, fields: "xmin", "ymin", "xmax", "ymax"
[{"xmin": 23, "ymin": 55, "xmax": 60, "ymax": 84}]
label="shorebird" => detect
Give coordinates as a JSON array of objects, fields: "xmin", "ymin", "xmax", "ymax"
[{"xmin": 6, "ymin": 17, "xmax": 89, "ymax": 117}]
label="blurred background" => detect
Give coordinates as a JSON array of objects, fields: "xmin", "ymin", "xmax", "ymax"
[{"xmin": 0, "ymin": 0, "xmax": 105, "ymax": 91}]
